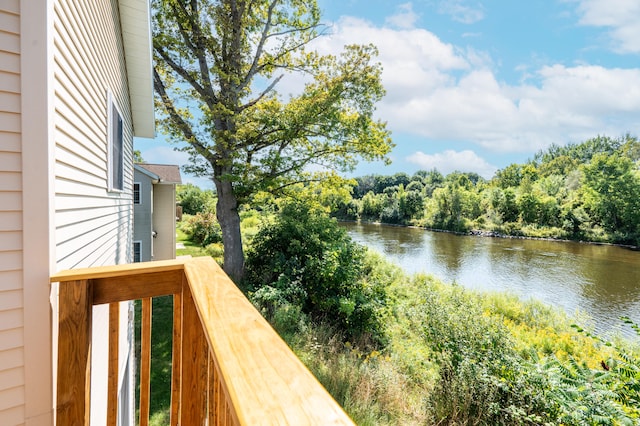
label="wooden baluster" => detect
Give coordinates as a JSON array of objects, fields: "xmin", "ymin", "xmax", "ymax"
[
  {"xmin": 107, "ymin": 302, "xmax": 120, "ymax": 426},
  {"xmin": 208, "ymin": 354, "xmax": 214, "ymax": 425},
  {"xmin": 181, "ymin": 283, "xmax": 208, "ymax": 425},
  {"xmin": 139, "ymin": 297, "xmax": 152, "ymax": 426},
  {"xmin": 56, "ymin": 279, "xmax": 92, "ymax": 426},
  {"xmin": 170, "ymin": 291, "xmax": 183, "ymax": 426}
]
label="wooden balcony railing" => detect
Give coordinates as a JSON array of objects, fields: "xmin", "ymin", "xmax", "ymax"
[{"xmin": 50, "ymin": 257, "xmax": 354, "ymax": 425}]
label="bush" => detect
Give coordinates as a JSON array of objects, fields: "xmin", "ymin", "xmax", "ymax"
[
  {"xmin": 245, "ymin": 201, "xmax": 387, "ymax": 342},
  {"xmin": 177, "ymin": 183, "xmax": 216, "ymax": 215},
  {"xmin": 182, "ymin": 212, "xmax": 222, "ymax": 246}
]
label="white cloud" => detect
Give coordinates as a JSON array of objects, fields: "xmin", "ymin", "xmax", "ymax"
[
  {"xmin": 438, "ymin": 0, "xmax": 485, "ymax": 24},
  {"xmin": 574, "ymin": 0, "xmax": 640, "ymax": 53},
  {"xmin": 385, "ymin": 3, "xmax": 419, "ymax": 29},
  {"xmin": 304, "ymin": 16, "xmax": 640, "ymax": 154},
  {"xmin": 406, "ymin": 150, "xmax": 498, "ymax": 178}
]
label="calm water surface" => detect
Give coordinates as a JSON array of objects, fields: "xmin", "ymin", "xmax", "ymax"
[{"xmin": 342, "ymin": 222, "xmax": 640, "ymax": 340}]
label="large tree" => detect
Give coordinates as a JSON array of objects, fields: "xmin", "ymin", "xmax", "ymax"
[{"xmin": 153, "ymin": 0, "xmax": 392, "ymax": 281}]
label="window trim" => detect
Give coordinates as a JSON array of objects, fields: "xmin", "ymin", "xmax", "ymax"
[
  {"xmin": 107, "ymin": 91, "xmax": 125, "ymax": 192},
  {"xmin": 133, "ymin": 182, "xmax": 141, "ymax": 205},
  {"xmin": 133, "ymin": 240, "xmax": 142, "ymax": 263}
]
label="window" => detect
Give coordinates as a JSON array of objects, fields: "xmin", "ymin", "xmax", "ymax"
[
  {"xmin": 133, "ymin": 183, "xmax": 140, "ymax": 204},
  {"xmin": 133, "ymin": 241, "xmax": 142, "ymax": 263},
  {"xmin": 108, "ymin": 92, "xmax": 124, "ymax": 192}
]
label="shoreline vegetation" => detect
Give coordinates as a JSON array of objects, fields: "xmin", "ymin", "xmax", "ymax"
[
  {"xmin": 345, "ymin": 219, "xmax": 640, "ymax": 251},
  {"xmin": 332, "ymin": 135, "xmax": 640, "ymax": 249},
  {"xmin": 167, "ymin": 201, "xmax": 640, "ymax": 425},
  {"xmin": 161, "ymin": 133, "xmax": 640, "ymax": 424}
]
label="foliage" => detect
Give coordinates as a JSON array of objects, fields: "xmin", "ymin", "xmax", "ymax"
[
  {"xmin": 133, "ymin": 149, "xmax": 144, "ymax": 163},
  {"xmin": 134, "ymin": 296, "xmax": 174, "ymax": 424},
  {"xmin": 176, "ymin": 183, "xmax": 216, "ymax": 215},
  {"xmin": 582, "ymin": 152, "xmax": 640, "ymax": 242},
  {"xmin": 150, "ymin": 206, "xmax": 640, "ymax": 425},
  {"xmin": 343, "ymin": 134, "xmax": 640, "ymax": 246},
  {"xmin": 182, "ymin": 211, "xmax": 222, "ymax": 246},
  {"xmin": 245, "ymin": 201, "xmax": 387, "ymax": 342},
  {"xmin": 153, "ymin": 0, "xmax": 393, "ymax": 280}
]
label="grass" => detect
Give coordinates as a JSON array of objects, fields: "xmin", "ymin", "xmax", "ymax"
[
  {"xmin": 134, "ymin": 296, "xmax": 174, "ymax": 426},
  {"xmin": 176, "ymin": 223, "xmax": 208, "ymax": 257},
  {"xmin": 133, "ymin": 219, "xmax": 207, "ymax": 426}
]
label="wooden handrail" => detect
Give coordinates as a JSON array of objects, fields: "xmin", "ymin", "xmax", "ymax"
[{"xmin": 51, "ymin": 257, "xmax": 354, "ymax": 425}]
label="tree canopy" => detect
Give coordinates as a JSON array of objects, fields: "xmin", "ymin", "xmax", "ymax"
[{"xmin": 153, "ymin": 0, "xmax": 393, "ymax": 280}]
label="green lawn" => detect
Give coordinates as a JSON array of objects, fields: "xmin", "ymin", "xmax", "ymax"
[{"xmin": 134, "ymin": 296, "xmax": 174, "ymax": 426}]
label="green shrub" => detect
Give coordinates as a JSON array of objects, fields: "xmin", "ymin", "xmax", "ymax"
[
  {"xmin": 177, "ymin": 183, "xmax": 216, "ymax": 214},
  {"xmin": 245, "ymin": 201, "xmax": 387, "ymax": 343},
  {"xmin": 182, "ymin": 211, "xmax": 222, "ymax": 246}
]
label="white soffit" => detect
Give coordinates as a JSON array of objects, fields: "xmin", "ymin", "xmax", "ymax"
[{"xmin": 119, "ymin": 0, "xmax": 155, "ymax": 138}]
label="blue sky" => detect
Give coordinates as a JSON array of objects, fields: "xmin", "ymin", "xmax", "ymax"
[{"xmin": 136, "ymin": 0, "xmax": 640, "ymax": 187}]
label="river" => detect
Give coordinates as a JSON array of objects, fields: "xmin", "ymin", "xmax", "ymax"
[{"xmin": 342, "ymin": 222, "xmax": 640, "ymax": 341}]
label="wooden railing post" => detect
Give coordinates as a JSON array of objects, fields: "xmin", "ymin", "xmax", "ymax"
[
  {"xmin": 170, "ymin": 291, "xmax": 183, "ymax": 426},
  {"xmin": 51, "ymin": 258, "xmax": 354, "ymax": 426},
  {"xmin": 139, "ymin": 297, "xmax": 152, "ymax": 426},
  {"xmin": 57, "ymin": 279, "xmax": 93, "ymax": 426},
  {"xmin": 181, "ymin": 280, "xmax": 209, "ymax": 425},
  {"xmin": 107, "ymin": 302, "xmax": 120, "ymax": 426}
]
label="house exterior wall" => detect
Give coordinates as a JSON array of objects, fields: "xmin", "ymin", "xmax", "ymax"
[
  {"xmin": 52, "ymin": 0, "xmax": 136, "ymax": 424},
  {"xmin": 0, "ymin": 0, "xmax": 149, "ymax": 424},
  {"xmin": 133, "ymin": 169, "xmax": 154, "ymax": 262},
  {"xmin": 0, "ymin": 0, "xmax": 153, "ymax": 422},
  {"xmin": 152, "ymin": 184, "xmax": 177, "ymax": 261},
  {"xmin": 0, "ymin": 1, "xmax": 25, "ymax": 424}
]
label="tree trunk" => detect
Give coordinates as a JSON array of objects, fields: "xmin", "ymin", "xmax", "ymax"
[{"xmin": 214, "ymin": 178, "xmax": 244, "ymax": 282}]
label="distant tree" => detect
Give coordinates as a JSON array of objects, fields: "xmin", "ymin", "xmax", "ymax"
[
  {"xmin": 583, "ymin": 153, "xmax": 640, "ymax": 240},
  {"xmin": 133, "ymin": 149, "xmax": 145, "ymax": 163},
  {"xmin": 153, "ymin": 0, "xmax": 392, "ymax": 280},
  {"xmin": 177, "ymin": 183, "xmax": 216, "ymax": 215},
  {"xmin": 494, "ymin": 164, "xmax": 522, "ymax": 189}
]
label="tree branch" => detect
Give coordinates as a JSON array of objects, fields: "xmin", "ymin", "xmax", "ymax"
[{"xmin": 153, "ymin": 68, "xmax": 213, "ymax": 162}]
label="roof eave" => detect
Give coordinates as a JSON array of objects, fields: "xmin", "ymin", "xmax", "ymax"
[
  {"xmin": 119, "ymin": 0, "xmax": 155, "ymax": 138},
  {"xmin": 134, "ymin": 163, "xmax": 160, "ymax": 182}
]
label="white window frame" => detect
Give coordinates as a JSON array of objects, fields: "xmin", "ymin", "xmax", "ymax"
[
  {"xmin": 133, "ymin": 240, "xmax": 142, "ymax": 263},
  {"xmin": 133, "ymin": 182, "xmax": 141, "ymax": 204},
  {"xmin": 107, "ymin": 91, "xmax": 124, "ymax": 192}
]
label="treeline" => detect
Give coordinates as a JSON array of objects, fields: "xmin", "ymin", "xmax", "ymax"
[{"xmin": 335, "ymin": 135, "xmax": 640, "ymax": 245}]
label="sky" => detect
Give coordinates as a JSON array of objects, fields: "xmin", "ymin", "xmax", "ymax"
[{"xmin": 135, "ymin": 0, "xmax": 640, "ymax": 188}]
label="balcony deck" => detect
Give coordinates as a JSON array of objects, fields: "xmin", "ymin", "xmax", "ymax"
[{"xmin": 50, "ymin": 257, "xmax": 354, "ymax": 425}]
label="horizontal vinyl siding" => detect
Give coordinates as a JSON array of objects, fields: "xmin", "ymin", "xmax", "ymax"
[
  {"xmin": 0, "ymin": 2, "xmax": 24, "ymax": 424},
  {"xmin": 53, "ymin": 0, "xmax": 134, "ymax": 271},
  {"xmin": 53, "ymin": 2, "xmax": 137, "ymax": 425}
]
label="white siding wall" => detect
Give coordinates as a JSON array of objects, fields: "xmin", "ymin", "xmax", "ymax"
[
  {"xmin": 53, "ymin": 0, "xmax": 134, "ymax": 270},
  {"xmin": 153, "ymin": 184, "xmax": 177, "ymax": 261},
  {"xmin": 0, "ymin": 1, "xmax": 24, "ymax": 423},
  {"xmin": 53, "ymin": 0, "xmax": 135, "ymax": 424}
]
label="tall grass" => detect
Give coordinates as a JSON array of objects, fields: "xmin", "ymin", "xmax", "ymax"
[{"xmin": 256, "ymin": 251, "xmax": 639, "ymax": 425}]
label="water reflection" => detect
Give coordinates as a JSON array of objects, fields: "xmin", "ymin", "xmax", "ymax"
[{"xmin": 343, "ymin": 223, "xmax": 640, "ymax": 340}]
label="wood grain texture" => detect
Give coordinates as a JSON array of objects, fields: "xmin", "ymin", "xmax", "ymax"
[
  {"xmin": 56, "ymin": 279, "xmax": 92, "ymax": 426},
  {"xmin": 184, "ymin": 257, "xmax": 354, "ymax": 425},
  {"xmin": 107, "ymin": 302, "xmax": 119, "ymax": 426},
  {"xmin": 50, "ymin": 258, "xmax": 187, "ymax": 283},
  {"xmin": 170, "ymin": 291, "xmax": 183, "ymax": 426},
  {"xmin": 91, "ymin": 270, "xmax": 183, "ymax": 305},
  {"xmin": 54, "ymin": 258, "xmax": 353, "ymax": 425},
  {"xmin": 139, "ymin": 297, "xmax": 152, "ymax": 426},
  {"xmin": 181, "ymin": 284, "xmax": 209, "ymax": 425}
]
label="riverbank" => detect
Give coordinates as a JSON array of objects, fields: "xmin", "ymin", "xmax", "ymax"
[
  {"xmin": 268, "ymin": 251, "xmax": 640, "ymax": 425},
  {"xmin": 342, "ymin": 220, "xmax": 640, "ymax": 340},
  {"xmin": 342, "ymin": 219, "xmax": 640, "ymax": 251}
]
